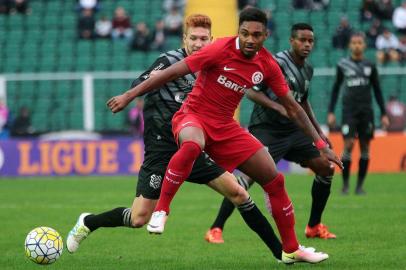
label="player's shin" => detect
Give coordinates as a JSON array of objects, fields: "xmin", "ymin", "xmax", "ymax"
[
  {"xmin": 357, "ymin": 154, "xmax": 369, "ymax": 193},
  {"xmin": 341, "ymin": 151, "xmax": 351, "ymax": 192},
  {"xmin": 262, "ymin": 173, "xmax": 299, "ymax": 253},
  {"xmin": 237, "ymin": 197, "xmax": 282, "ymax": 260},
  {"xmin": 308, "ymin": 175, "xmax": 332, "ymax": 227},
  {"xmin": 154, "ymin": 141, "xmax": 202, "ymax": 213}
]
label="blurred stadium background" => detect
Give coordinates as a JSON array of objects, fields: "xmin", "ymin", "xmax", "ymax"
[{"xmin": 0, "ymin": 0, "xmax": 405, "ymax": 174}]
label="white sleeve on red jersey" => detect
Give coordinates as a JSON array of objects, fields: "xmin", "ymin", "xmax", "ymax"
[
  {"xmin": 184, "ymin": 38, "xmax": 229, "ymax": 73},
  {"xmin": 264, "ymin": 56, "xmax": 289, "ymax": 97}
]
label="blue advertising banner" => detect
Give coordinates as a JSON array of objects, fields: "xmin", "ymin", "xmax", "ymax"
[
  {"xmin": 0, "ymin": 137, "xmax": 290, "ymax": 177},
  {"xmin": 0, "ymin": 138, "xmax": 143, "ymax": 176}
]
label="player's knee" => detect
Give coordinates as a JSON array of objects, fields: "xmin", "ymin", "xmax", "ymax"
[
  {"xmin": 318, "ymin": 160, "xmax": 335, "ymax": 177},
  {"xmin": 344, "ymin": 139, "xmax": 355, "ymax": 152},
  {"xmin": 179, "ymin": 127, "xmax": 205, "ymax": 149},
  {"xmin": 228, "ymin": 185, "xmax": 249, "ymax": 205},
  {"xmin": 180, "ymin": 141, "xmax": 203, "ymax": 158}
]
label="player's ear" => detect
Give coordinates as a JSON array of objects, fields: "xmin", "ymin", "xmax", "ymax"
[{"xmin": 265, "ymin": 29, "xmax": 269, "ymax": 39}]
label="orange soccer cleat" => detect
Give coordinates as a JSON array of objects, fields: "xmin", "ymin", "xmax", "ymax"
[
  {"xmin": 205, "ymin": 228, "xmax": 224, "ymax": 244},
  {"xmin": 305, "ymin": 223, "xmax": 336, "ymax": 239}
]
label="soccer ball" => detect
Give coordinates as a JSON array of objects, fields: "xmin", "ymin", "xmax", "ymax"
[{"xmin": 24, "ymin": 227, "xmax": 63, "ymax": 265}]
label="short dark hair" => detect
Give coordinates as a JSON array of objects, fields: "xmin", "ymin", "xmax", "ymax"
[
  {"xmin": 239, "ymin": 7, "xmax": 267, "ymax": 27},
  {"xmin": 291, "ymin": 23, "xmax": 313, "ymax": 37},
  {"xmin": 350, "ymin": 31, "xmax": 366, "ymax": 40}
]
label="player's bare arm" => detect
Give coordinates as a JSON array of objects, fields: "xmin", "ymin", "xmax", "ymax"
[
  {"xmin": 246, "ymin": 88, "xmax": 288, "ymax": 118},
  {"xmin": 277, "ymin": 92, "xmax": 343, "ymax": 169},
  {"xmin": 301, "ymin": 100, "xmax": 333, "ymax": 148},
  {"xmin": 107, "ymin": 61, "xmax": 190, "ymax": 113}
]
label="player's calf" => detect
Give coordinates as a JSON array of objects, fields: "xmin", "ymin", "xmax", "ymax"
[{"xmin": 129, "ymin": 206, "xmax": 155, "ymax": 228}]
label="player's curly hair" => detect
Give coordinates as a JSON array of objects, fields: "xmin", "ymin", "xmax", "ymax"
[
  {"xmin": 239, "ymin": 7, "xmax": 267, "ymax": 27},
  {"xmin": 184, "ymin": 14, "xmax": 212, "ymax": 33}
]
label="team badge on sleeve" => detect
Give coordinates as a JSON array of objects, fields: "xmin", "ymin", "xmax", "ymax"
[{"xmin": 252, "ymin": 71, "xmax": 264, "ymax": 84}]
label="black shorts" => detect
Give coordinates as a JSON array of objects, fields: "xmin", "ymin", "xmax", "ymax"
[
  {"xmin": 249, "ymin": 127, "xmax": 320, "ymax": 165},
  {"xmin": 136, "ymin": 150, "xmax": 225, "ymax": 200},
  {"xmin": 341, "ymin": 110, "xmax": 374, "ymax": 140}
]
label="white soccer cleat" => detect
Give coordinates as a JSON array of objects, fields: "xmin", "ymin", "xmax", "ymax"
[
  {"xmin": 66, "ymin": 213, "xmax": 91, "ymax": 253},
  {"xmin": 147, "ymin": 211, "xmax": 168, "ymax": 234},
  {"xmin": 281, "ymin": 245, "xmax": 329, "ymax": 264}
]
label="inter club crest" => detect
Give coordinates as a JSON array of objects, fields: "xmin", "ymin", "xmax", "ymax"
[{"xmin": 252, "ymin": 71, "xmax": 264, "ymax": 84}]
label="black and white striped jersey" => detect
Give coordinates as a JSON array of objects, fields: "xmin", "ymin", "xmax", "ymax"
[
  {"xmin": 249, "ymin": 50, "xmax": 313, "ymax": 133},
  {"xmin": 131, "ymin": 48, "xmax": 196, "ymax": 152}
]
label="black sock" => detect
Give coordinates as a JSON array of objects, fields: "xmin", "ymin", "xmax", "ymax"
[
  {"xmin": 84, "ymin": 207, "xmax": 132, "ymax": 232},
  {"xmin": 211, "ymin": 198, "xmax": 235, "ymax": 229},
  {"xmin": 210, "ymin": 176, "xmax": 252, "ymax": 229},
  {"xmin": 237, "ymin": 197, "xmax": 282, "ymax": 260},
  {"xmin": 308, "ymin": 176, "xmax": 332, "ymax": 227},
  {"xmin": 357, "ymin": 158, "xmax": 369, "ymax": 190},
  {"xmin": 342, "ymin": 159, "xmax": 351, "ymax": 188}
]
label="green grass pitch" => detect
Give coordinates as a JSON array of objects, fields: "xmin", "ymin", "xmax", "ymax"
[{"xmin": 1, "ymin": 173, "xmax": 405, "ymax": 269}]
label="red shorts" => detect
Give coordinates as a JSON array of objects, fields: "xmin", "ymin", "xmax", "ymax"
[{"xmin": 172, "ymin": 111, "xmax": 264, "ymax": 172}]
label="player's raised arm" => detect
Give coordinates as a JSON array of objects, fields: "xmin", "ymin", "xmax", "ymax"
[
  {"xmin": 278, "ymin": 92, "xmax": 343, "ymax": 169},
  {"xmin": 107, "ymin": 60, "xmax": 190, "ymax": 113}
]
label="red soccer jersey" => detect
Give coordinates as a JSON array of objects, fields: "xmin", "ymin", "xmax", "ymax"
[{"xmin": 183, "ymin": 36, "xmax": 289, "ymax": 122}]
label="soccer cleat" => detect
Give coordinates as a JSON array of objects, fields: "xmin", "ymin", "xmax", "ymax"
[
  {"xmin": 341, "ymin": 185, "xmax": 349, "ymax": 195},
  {"xmin": 205, "ymin": 228, "xmax": 224, "ymax": 244},
  {"xmin": 282, "ymin": 245, "xmax": 329, "ymax": 264},
  {"xmin": 147, "ymin": 211, "xmax": 167, "ymax": 234},
  {"xmin": 305, "ymin": 223, "xmax": 336, "ymax": 239},
  {"xmin": 355, "ymin": 188, "xmax": 366, "ymax": 195},
  {"xmin": 66, "ymin": 213, "xmax": 92, "ymax": 253}
]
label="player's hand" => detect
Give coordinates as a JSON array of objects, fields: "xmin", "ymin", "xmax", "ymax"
[
  {"xmin": 106, "ymin": 93, "xmax": 131, "ymax": 113},
  {"xmin": 320, "ymin": 147, "xmax": 343, "ymax": 169},
  {"xmin": 319, "ymin": 132, "xmax": 333, "ymax": 149},
  {"xmin": 327, "ymin": 113, "xmax": 336, "ymax": 129},
  {"xmin": 277, "ymin": 107, "xmax": 289, "ymax": 118},
  {"xmin": 381, "ymin": 115, "xmax": 390, "ymax": 130}
]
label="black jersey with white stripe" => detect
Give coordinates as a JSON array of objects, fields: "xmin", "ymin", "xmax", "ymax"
[
  {"xmin": 249, "ymin": 50, "xmax": 313, "ymax": 133},
  {"xmin": 131, "ymin": 48, "xmax": 196, "ymax": 152},
  {"xmin": 328, "ymin": 57, "xmax": 386, "ymax": 116}
]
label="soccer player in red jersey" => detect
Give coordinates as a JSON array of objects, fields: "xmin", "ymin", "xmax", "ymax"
[{"xmin": 108, "ymin": 8, "xmax": 342, "ymax": 263}]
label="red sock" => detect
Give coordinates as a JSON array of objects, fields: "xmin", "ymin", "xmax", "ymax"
[
  {"xmin": 262, "ymin": 173, "xmax": 299, "ymax": 253},
  {"xmin": 154, "ymin": 141, "xmax": 202, "ymax": 213}
]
